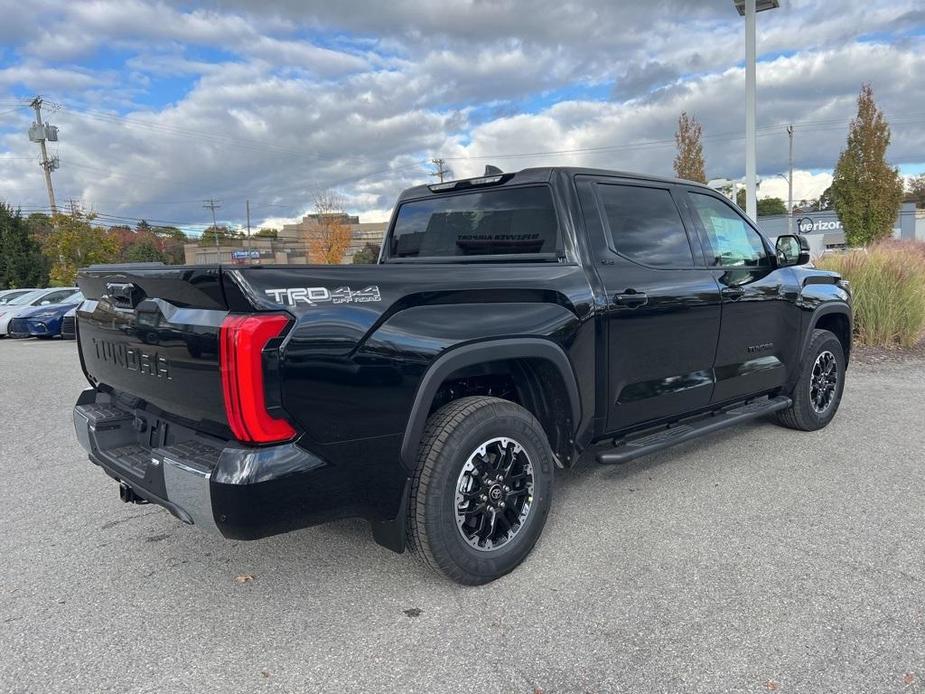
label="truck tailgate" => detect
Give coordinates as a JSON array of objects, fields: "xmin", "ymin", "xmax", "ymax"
[{"xmin": 76, "ymin": 265, "xmax": 231, "ymax": 431}]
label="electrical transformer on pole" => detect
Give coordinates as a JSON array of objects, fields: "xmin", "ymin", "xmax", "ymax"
[{"xmin": 28, "ymin": 96, "xmax": 59, "ymax": 215}]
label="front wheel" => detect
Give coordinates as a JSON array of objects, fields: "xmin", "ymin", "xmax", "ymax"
[
  {"xmin": 407, "ymin": 396, "xmax": 554, "ymax": 585},
  {"xmin": 777, "ymin": 329, "xmax": 846, "ymax": 431}
]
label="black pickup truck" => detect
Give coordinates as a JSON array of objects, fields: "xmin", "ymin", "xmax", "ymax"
[{"xmin": 72, "ymin": 167, "xmax": 851, "ymax": 584}]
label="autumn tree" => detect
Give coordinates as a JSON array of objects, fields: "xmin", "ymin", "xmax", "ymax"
[
  {"xmin": 831, "ymin": 84, "xmax": 903, "ymax": 246},
  {"xmin": 673, "ymin": 112, "xmax": 706, "ymax": 183},
  {"xmin": 307, "ymin": 191, "xmax": 352, "ymax": 264},
  {"xmin": 43, "ymin": 212, "xmax": 119, "ymax": 285}
]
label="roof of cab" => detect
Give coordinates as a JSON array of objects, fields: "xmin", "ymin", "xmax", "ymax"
[{"xmin": 397, "ymin": 166, "xmax": 715, "ymax": 201}]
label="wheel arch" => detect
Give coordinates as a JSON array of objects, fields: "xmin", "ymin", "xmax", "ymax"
[
  {"xmin": 808, "ymin": 303, "xmax": 852, "ymax": 364},
  {"xmin": 400, "ymin": 338, "xmax": 581, "ymax": 470}
]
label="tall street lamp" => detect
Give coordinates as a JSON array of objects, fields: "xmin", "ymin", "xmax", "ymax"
[{"xmin": 733, "ymin": 0, "xmax": 780, "ymax": 221}]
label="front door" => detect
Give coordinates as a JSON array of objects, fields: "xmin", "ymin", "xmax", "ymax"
[
  {"xmin": 683, "ymin": 190, "xmax": 802, "ymax": 404},
  {"xmin": 578, "ymin": 178, "xmax": 723, "ymax": 433}
]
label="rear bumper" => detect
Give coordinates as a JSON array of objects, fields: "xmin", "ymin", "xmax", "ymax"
[{"xmin": 73, "ymin": 388, "xmax": 332, "ymax": 540}]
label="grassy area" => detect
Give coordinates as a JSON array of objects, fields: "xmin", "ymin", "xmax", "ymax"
[{"xmin": 817, "ymin": 241, "xmax": 925, "ymax": 348}]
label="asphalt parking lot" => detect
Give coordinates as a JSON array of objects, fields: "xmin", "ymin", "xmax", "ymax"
[{"xmin": 1, "ymin": 338, "xmax": 923, "ymax": 694}]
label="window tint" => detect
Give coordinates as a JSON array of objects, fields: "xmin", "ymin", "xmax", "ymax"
[
  {"xmin": 688, "ymin": 193, "xmax": 769, "ymax": 267},
  {"xmin": 597, "ymin": 184, "xmax": 693, "ymax": 267},
  {"xmin": 390, "ymin": 186, "xmax": 557, "ymax": 258}
]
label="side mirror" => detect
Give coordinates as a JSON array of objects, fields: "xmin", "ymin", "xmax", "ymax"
[{"xmin": 775, "ymin": 234, "xmax": 810, "ymax": 267}]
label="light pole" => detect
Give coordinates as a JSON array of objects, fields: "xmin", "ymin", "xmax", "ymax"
[
  {"xmin": 734, "ymin": 0, "xmax": 780, "ymax": 221},
  {"xmin": 776, "ymin": 172, "xmax": 793, "ymax": 232}
]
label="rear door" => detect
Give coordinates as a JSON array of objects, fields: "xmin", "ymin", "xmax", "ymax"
[
  {"xmin": 576, "ymin": 177, "xmax": 722, "ymax": 433},
  {"xmin": 682, "ymin": 190, "xmax": 802, "ymax": 404}
]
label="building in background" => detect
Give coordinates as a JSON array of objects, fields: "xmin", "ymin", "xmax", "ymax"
[
  {"xmin": 757, "ymin": 201, "xmax": 920, "ymax": 257},
  {"xmin": 184, "ymin": 213, "xmax": 387, "ymax": 265}
]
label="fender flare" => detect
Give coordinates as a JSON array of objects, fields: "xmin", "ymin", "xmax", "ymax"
[
  {"xmin": 788, "ymin": 301, "xmax": 852, "ymax": 391},
  {"xmin": 399, "ymin": 338, "xmax": 581, "ymax": 469},
  {"xmin": 804, "ymin": 302, "xmax": 852, "ymax": 353}
]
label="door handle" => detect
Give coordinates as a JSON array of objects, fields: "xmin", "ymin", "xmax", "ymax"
[
  {"xmin": 722, "ymin": 287, "xmax": 745, "ymax": 299},
  {"xmin": 613, "ymin": 290, "xmax": 648, "ymax": 308}
]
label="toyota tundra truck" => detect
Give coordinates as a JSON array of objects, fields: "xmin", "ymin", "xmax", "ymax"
[{"xmin": 72, "ymin": 167, "xmax": 852, "ymax": 584}]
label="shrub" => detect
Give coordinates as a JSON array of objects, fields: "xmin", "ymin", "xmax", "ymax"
[{"xmin": 817, "ymin": 241, "xmax": 925, "ymax": 348}]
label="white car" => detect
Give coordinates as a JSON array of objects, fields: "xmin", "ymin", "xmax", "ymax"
[
  {"xmin": 0, "ymin": 288, "xmax": 38, "ymax": 305},
  {"xmin": 0, "ymin": 287, "xmax": 80, "ymax": 337}
]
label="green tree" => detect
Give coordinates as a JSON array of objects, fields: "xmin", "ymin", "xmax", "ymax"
[
  {"xmin": 904, "ymin": 175, "xmax": 925, "ymax": 207},
  {"xmin": 673, "ymin": 112, "xmax": 706, "ymax": 183},
  {"xmin": 831, "ymin": 84, "xmax": 903, "ymax": 246},
  {"xmin": 125, "ymin": 239, "xmax": 167, "ymax": 262},
  {"xmin": 816, "ymin": 185, "xmax": 836, "ymax": 211},
  {"xmin": 254, "ymin": 227, "xmax": 278, "ymax": 239},
  {"xmin": 43, "ymin": 213, "xmax": 119, "ymax": 285},
  {"xmin": 0, "ymin": 203, "xmax": 50, "ymax": 288},
  {"xmin": 199, "ymin": 225, "xmax": 237, "ymax": 246},
  {"xmin": 352, "ymin": 242, "xmax": 380, "ymax": 264},
  {"xmin": 735, "ymin": 190, "xmax": 788, "ymax": 216}
]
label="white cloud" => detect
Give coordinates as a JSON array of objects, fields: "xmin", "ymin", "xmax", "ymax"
[
  {"xmin": 759, "ymin": 171, "xmax": 833, "ymax": 206},
  {"xmin": 0, "ymin": 0, "xmax": 923, "ymax": 228}
]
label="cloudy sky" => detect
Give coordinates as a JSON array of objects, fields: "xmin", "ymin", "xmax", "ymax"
[{"xmin": 0, "ymin": 0, "xmax": 923, "ymax": 232}]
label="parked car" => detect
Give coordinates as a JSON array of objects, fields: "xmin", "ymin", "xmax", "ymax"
[
  {"xmin": 60, "ymin": 307, "xmax": 78, "ymax": 340},
  {"xmin": 8, "ymin": 293, "xmax": 84, "ymax": 339},
  {"xmin": 72, "ymin": 167, "xmax": 851, "ymax": 585},
  {"xmin": 0, "ymin": 287, "xmax": 80, "ymax": 337},
  {"xmin": 0, "ymin": 288, "xmax": 38, "ymax": 304}
]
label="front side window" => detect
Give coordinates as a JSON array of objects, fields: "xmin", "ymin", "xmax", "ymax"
[
  {"xmin": 389, "ymin": 186, "xmax": 558, "ymax": 258},
  {"xmin": 597, "ymin": 184, "xmax": 694, "ymax": 267},
  {"xmin": 688, "ymin": 193, "xmax": 769, "ymax": 267},
  {"xmin": 36, "ymin": 290, "xmax": 76, "ymax": 305}
]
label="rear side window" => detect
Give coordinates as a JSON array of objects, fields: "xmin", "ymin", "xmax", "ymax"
[
  {"xmin": 688, "ymin": 192, "xmax": 769, "ymax": 267},
  {"xmin": 597, "ymin": 184, "xmax": 694, "ymax": 267},
  {"xmin": 390, "ymin": 186, "xmax": 558, "ymax": 258}
]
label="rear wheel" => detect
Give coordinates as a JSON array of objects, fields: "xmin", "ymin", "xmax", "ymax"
[
  {"xmin": 407, "ymin": 396, "xmax": 554, "ymax": 585},
  {"xmin": 777, "ymin": 329, "xmax": 846, "ymax": 431}
]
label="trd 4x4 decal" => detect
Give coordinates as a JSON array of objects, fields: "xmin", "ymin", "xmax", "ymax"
[{"xmin": 265, "ymin": 286, "xmax": 382, "ymax": 306}]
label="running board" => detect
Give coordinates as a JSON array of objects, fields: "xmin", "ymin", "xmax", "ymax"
[{"xmin": 595, "ymin": 396, "xmax": 792, "ymax": 465}]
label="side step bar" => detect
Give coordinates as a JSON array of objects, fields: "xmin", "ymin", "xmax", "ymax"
[{"xmin": 596, "ymin": 396, "xmax": 792, "ymax": 465}]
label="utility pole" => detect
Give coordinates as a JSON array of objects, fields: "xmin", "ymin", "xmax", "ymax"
[
  {"xmin": 28, "ymin": 97, "xmax": 58, "ymax": 215},
  {"xmin": 245, "ymin": 199, "xmax": 251, "ymax": 258},
  {"xmin": 202, "ymin": 199, "xmax": 222, "ymax": 249},
  {"xmin": 430, "ymin": 158, "xmax": 450, "ymax": 183},
  {"xmin": 786, "ymin": 124, "xmax": 794, "ymax": 235}
]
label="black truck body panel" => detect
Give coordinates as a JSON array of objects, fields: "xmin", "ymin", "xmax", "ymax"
[{"xmin": 73, "ymin": 166, "xmax": 851, "ymax": 552}]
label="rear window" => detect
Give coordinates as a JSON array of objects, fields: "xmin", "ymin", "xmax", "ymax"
[{"xmin": 389, "ymin": 186, "xmax": 558, "ymax": 258}]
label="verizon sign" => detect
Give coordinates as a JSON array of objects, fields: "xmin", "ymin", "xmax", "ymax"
[{"xmin": 797, "ymin": 217, "xmax": 842, "ymax": 233}]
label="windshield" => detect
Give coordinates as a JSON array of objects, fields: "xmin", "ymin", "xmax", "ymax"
[
  {"xmin": 7, "ymin": 290, "xmax": 44, "ymax": 306},
  {"xmin": 389, "ymin": 185, "xmax": 558, "ymax": 259},
  {"xmin": 0, "ymin": 290, "xmax": 33, "ymax": 304}
]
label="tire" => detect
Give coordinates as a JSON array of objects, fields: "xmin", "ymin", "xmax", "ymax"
[
  {"xmin": 777, "ymin": 329, "xmax": 846, "ymax": 431},
  {"xmin": 407, "ymin": 396, "xmax": 554, "ymax": 585}
]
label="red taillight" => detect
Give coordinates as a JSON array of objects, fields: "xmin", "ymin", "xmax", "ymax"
[{"xmin": 220, "ymin": 313, "xmax": 296, "ymax": 444}]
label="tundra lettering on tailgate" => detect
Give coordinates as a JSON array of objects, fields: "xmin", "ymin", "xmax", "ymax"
[
  {"xmin": 265, "ymin": 285, "xmax": 382, "ymax": 307},
  {"xmin": 92, "ymin": 338, "xmax": 171, "ymax": 379}
]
